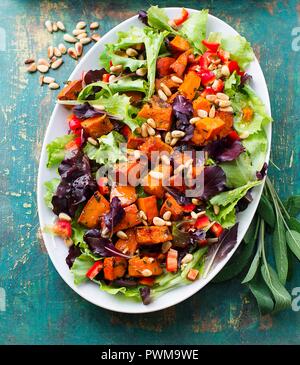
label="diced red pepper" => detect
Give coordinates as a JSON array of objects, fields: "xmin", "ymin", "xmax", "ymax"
[
  {"xmin": 102, "ymin": 73, "xmax": 110, "ymax": 83},
  {"xmin": 227, "ymin": 60, "xmax": 240, "ymax": 74},
  {"xmin": 53, "ymin": 219, "xmax": 72, "ymax": 238},
  {"xmin": 187, "ymin": 268, "xmax": 199, "ymax": 281},
  {"xmin": 65, "ymin": 136, "xmax": 81, "ymax": 150},
  {"xmin": 109, "ymin": 60, "xmax": 113, "ymax": 67},
  {"xmin": 210, "ymin": 222, "xmax": 223, "ymax": 237},
  {"xmin": 228, "ymin": 130, "xmax": 240, "ymax": 141},
  {"xmin": 201, "ymin": 86, "xmax": 216, "ymax": 98},
  {"xmin": 166, "ymin": 248, "xmax": 178, "ymax": 273},
  {"xmin": 69, "ymin": 115, "xmax": 82, "ymax": 132},
  {"xmin": 97, "ymin": 177, "xmax": 109, "ymax": 195},
  {"xmin": 139, "ymin": 277, "xmax": 155, "ymax": 287},
  {"xmin": 86, "ymin": 261, "xmax": 104, "ymax": 280},
  {"xmin": 182, "ymin": 203, "xmax": 196, "ymax": 213},
  {"xmin": 173, "ymin": 8, "xmax": 189, "ymax": 26},
  {"xmin": 212, "ymin": 79, "xmax": 224, "ymax": 92},
  {"xmin": 200, "ymin": 71, "xmax": 216, "ymax": 86},
  {"xmin": 198, "ymin": 239, "xmax": 208, "ymax": 247},
  {"xmin": 194, "ymin": 215, "xmax": 210, "ymax": 229},
  {"xmin": 217, "ymin": 49, "xmax": 230, "ymax": 63},
  {"xmin": 202, "ymin": 40, "xmax": 220, "ymax": 53},
  {"xmin": 121, "ymin": 125, "xmax": 132, "ymax": 139},
  {"xmin": 199, "ymin": 51, "xmax": 216, "ymax": 70}
]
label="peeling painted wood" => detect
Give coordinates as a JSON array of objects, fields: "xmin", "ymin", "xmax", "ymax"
[{"xmin": 0, "ymin": 0, "xmax": 299, "ymax": 345}]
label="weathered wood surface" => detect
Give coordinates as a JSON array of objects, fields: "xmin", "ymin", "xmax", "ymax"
[{"xmin": 0, "ymin": 0, "xmax": 299, "ymax": 344}]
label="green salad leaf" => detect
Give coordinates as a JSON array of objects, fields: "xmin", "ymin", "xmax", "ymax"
[
  {"xmin": 46, "ymin": 134, "xmax": 75, "ymax": 168},
  {"xmin": 180, "ymin": 9, "xmax": 208, "ymax": 53},
  {"xmin": 71, "ymin": 221, "xmax": 86, "ymax": 246},
  {"xmin": 113, "ymin": 26, "xmax": 145, "ymax": 50},
  {"xmin": 84, "ymin": 131, "xmax": 127, "ymax": 166},
  {"xmin": 242, "ymin": 129, "xmax": 268, "ymax": 171},
  {"xmin": 44, "ymin": 178, "xmax": 60, "ymax": 208},
  {"xmin": 221, "ymin": 35, "xmax": 255, "ymax": 70},
  {"xmin": 147, "ymin": 5, "xmax": 175, "ymax": 33},
  {"xmin": 71, "ymin": 254, "xmax": 95, "ymax": 285}
]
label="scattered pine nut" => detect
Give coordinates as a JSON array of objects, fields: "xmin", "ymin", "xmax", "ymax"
[
  {"xmin": 161, "ymin": 154, "xmax": 170, "ymax": 165},
  {"xmin": 221, "ymin": 64, "xmax": 230, "ymax": 77},
  {"xmin": 146, "ymin": 124, "xmax": 156, "ymax": 136},
  {"xmin": 181, "ymin": 253, "xmax": 193, "ymax": 265},
  {"xmin": 87, "ymin": 137, "xmax": 99, "ymax": 146},
  {"xmin": 191, "ymin": 211, "xmax": 199, "ymax": 219},
  {"xmin": 53, "ymin": 47, "xmax": 62, "ymax": 57},
  {"xmin": 197, "ymin": 109, "xmax": 208, "ymax": 118},
  {"xmin": 49, "ymin": 82, "xmax": 60, "ymax": 89},
  {"xmin": 146, "ymin": 118, "xmax": 156, "ymax": 129},
  {"xmin": 171, "ymin": 75, "xmax": 183, "ymax": 84},
  {"xmin": 58, "ymin": 43, "xmax": 67, "ymax": 54},
  {"xmin": 39, "ymin": 75, "xmax": 44, "ymax": 86},
  {"xmin": 136, "ymin": 67, "xmax": 147, "ymax": 76},
  {"xmin": 216, "ymin": 92, "xmax": 229, "ymax": 100},
  {"xmin": 64, "ymin": 237, "xmax": 73, "ymax": 247},
  {"xmin": 91, "ymin": 33, "xmax": 101, "ymax": 42},
  {"xmin": 58, "ymin": 212, "xmax": 72, "ymax": 221},
  {"xmin": 192, "ymin": 198, "xmax": 201, "ymax": 205},
  {"xmin": 110, "ymin": 64, "xmax": 123, "ymax": 73},
  {"xmin": 209, "ymin": 105, "xmax": 216, "ymax": 118},
  {"xmin": 56, "ymin": 21, "xmax": 65, "ymax": 31},
  {"xmin": 37, "ymin": 64, "xmax": 49, "ymax": 73},
  {"xmin": 139, "ymin": 210, "xmax": 147, "ymax": 221},
  {"xmin": 67, "ymin": 47, "xmax": 77, "ymax": 60},
  {"xmin": 51, "ymin": 58, "xmax": 63, "ymax": 69},
  {"xmin": 75, "ymin": 42, "xmax": 83, "ymax": 57},
  {"xmin": 161, "ymin": 241, "xmax": 172, "ymax": 253},
  {"xmin": 171, "ymin": 130, "xmax": 185, "ymax": 138},
  {"xmin": 163, "ymin": 211, "xmax": 172, "ymax": 221},
  {"xmin": 141, "ymin": 123, "xmax": 148, "ymax": 137},
  {"xmin": 219, "ymin": 100, "xmax": 231, "ymax": 108},
  {"xmin": 24, "ymin": 58, "xmax": 34, "ymax": 64},
  {"xmin": 43, "ymin": 76, "xmax": 55, "ymax": 84},
  {"xmin": 80, "ymin": 37, "xmax": 91, "ymax": 45},
  {"xmin": 38, "ymin": 58, "xmax": 50, "ymax": 67},
  {"xmin": 206, "ymin": 94, "xmax": 216, "ymax": 102},
  {"xmin": 149, "ymin": 171, "xmax": 163, "ymax": 180},
  {"xmin": 48, "ymin": 46, "xmax": 54, "ymax": 59},
  {"xmin": 190, "ymin": 117, "xmax": 201, "ymax": 124},
  {"xmin": 76, "ymin": 21, "xmax": 86, "ymax": 29},
  {"xmin": 76, "ymin": 32, "xmax": 88, "ymax": 40},
  {"xmin": 158, "ymin": 89, "xmax": 167, "ymax": 101},
  {"xmin": 72, "ymin": 29, "xmax": 86, "ymax": 36},
  {"xmin": 90, "ymin": 22, "xmax": 99, "ymax": 30},
  {"xmin": 116, "ymin": 230, "xmax": 128, "ymax": 240},
  {"xmin": 93, "ymin": 104, "xmax": 105, "ymax": 111},
  {"xmin": 153, "ymin": 216, "xmax": 166, "ymax": 226},
  {"xmin": 219, "ymin": 106, "xmax": 233, "ymax": 113},
  {"xmin": 141, "ymin": 269, "xmax": 153, "ymax": 277},
  {"xmin": 45, "ymin": 20, "xmax": 53, "ymax": 33},
  {"xmin": 63, "ymin": 33, "xmax": 77, "ymax": 43},
  {"xmin": 160, "ymin": 82, "xmax": 172, "ymax": 96},
  {"xmin": 52, "ymin": 22, "xmax": 58, "ymax": 32},
  {"xmin": 170, "ymin": 137, "xmax": 179, "ymax": 147},
  {"xmin": 126, "ymin": 47, "xmax": 138, "ymax": 57},
  {"xmin": 239, "ymin": 131, "xmax": 250, "ymax": 139},
  {"xmin": 213, "ymin": 205, "xmax": 220, "ymax": 215},
  {"xmin": 165, "ymin": 132, "xmax": 172, "ymax": 144},
  {"xmin": 27, "ymin": 63, "xmax": 37, "ymax": 73}
]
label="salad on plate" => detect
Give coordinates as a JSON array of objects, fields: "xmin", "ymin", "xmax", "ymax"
[{"xmin": 44, "ymin": 6, "xmax": 272, "ymax": 305}]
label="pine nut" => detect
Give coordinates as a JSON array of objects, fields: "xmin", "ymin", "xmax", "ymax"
[
  {"xmin": 149, "ymin": 171, "xmax": 163, "ymax": 180},
  {"xmin": 58, "ymin": 43, "xmax": 67, "ymax": 54},
  {"xmin": 163, "ymin": 211, "xmax": 172, "ymax": 221},
  {"xmin": 209, "ymin": 105, "xmax": 216, "ymax": 118},
  {"xmin": 24, "ymin": 58, "xmax": 34, "ymax": 64},
  {"xmin": 87, "ymin": 137, "xmax": 99, "ymax": 146},
  {"xmin": 49, "ymin": 82, "xmax": 60, "ymax": 89},
  {"xmin": 110, "ymin": 64, "xmax": 123, "ymax": 73},
  {"xmin": 146, "ymin": 124, "xmax": 156, "ymax": 136},
  {"xmin": 160, "ymin": 82, "xmax": 172, "ymax": 96},
  {"xmin": 161, "ymin": 241, "xmax": 172, "ymax": 253},
  {"xmin": 213, "ymin": 205, "xmax": 220, "ymax": 215},
  {"xmin": 48, "ymin": 46, "xmax": 54, "ymax": 59},
  {"xmin": 64, "ymin": 237, "xmax": 73, "ymax": 247},
  {"xmin": 51, "ymin": 58, "xmax": 63, "ymax": 69},
  {"xmin": 181, "ymin": 253, "xmax": 193, "ymax": 265},
  {"xmin": 43, "ymin": 76, "xmax": 55, "ymax": 84},
  {"xmin": 126, "ymin": 47, "xmax": 138, "ymax": 57},
  {"xmin": 75, "ymin": 42, "xmax": 83, "ymax": 57},
  {"xmin": 170, "ymin": 137, "xmax": 179, "ymax": 147},
  {"xmin": 52, "ymin": 22, "xmax": 58, "ymax": 32},
  {"xmin": 139, "ymin": 210, "xmax": 147, "ymax": 221},
  {"xmin": 141, "ymin": 269, "xmax": 153, "ymax": 277},
  {"xmin": 56, "ymin": 21, "xmax": 65, "ymax": 31},
  {"xmin": 190, "ymin": 117, "xmax": 201, "ymax": 124},
  {"xmin": 161, "ymin": 154, "xmax": 170, "ymax": 165},
  {"xmin": 59, "ymin": 212, "xmax": 72, "ymax": 221},
  {"xmin": 191, "ymin": 211, "xmax": 199, "ymax": 219},
  {"xmin": 146, "ymin": 118, "xmax": 156, "ymax": 129},
  {"xmin": 141, "ymin": 123, "xmax": 148, "ymax": 137},
  {"xmin": 116, "ymin": 230, "xmax": 128, "ymax": 240},
  {"xmin": 73, "ymin": 29, "xmax": 86, "ymax": 36},
  {"xmin": 80, "ymin": 37, "xmax": 91, "ymax": 45},
  {"xmin": 90, "ymin": 22, "xmax": 99, "ymax": 30},
  {"xmin": 165, "ymin": 221, "xmax": 172, "ymax": 226},
  {"xmin": 77, "ymin": 32, "xmax": 88, "ymax": 40},
  {"xmin": 39, "ymin": 75, "xmax": 44, "ymax": 86},
  {"xmin": 91, "ymin": 33, "xmax": 101, "ymax": 42},
  {"xmin": 219, "ymin": 106, "xmax": 233, "ymax": 113},
  {"xmin": 171, "ymin": 130, "xmax": 185, "ymax": 138},
  {"xmin": 171, "ymin": 75, "xmax": 183, "ymax": 84},
  {"xmin": 108, "ymin": 75, "xmax": 116, "ymax": 83},
  {"xmin": 101, "ymin": 227, "xmax": 109, "ymax": 238},
  {"xmin": 165, "ymin": 132, "xmax": 172, "ymax": 144},
  {"xmin": 136, "ymin": 67, "xmax": 147, "ymax": 76},
  {"xmin": 64, "ymin": 34, "xmax": 77, "ymax": 43},
  {"xmin": 197, "ymin": 109, "xmax": 208, "ymax": 118},
  {"xmin": 27, "ymin": 63, "xmax": 37, "ymax": 73},
  {"xmin": 239, "ymin": 131, "xmax": 250, "ymax": 139},
  {"xmin": 53, "ymin": 47, "xmax": 62, "ymax": 57},
  {"xmin": 206, "ymin": 94, "xmax": 216, "ymax": 102},
  {"xmin": 67, "ymin": 47, "xmax": 77, "ymax": 59},
  {"xmin": 76, "ymin": 21, "xmax": 86, "ymax": 29},
  {"xmin": 45, "ymin": 20, "xmax": 53, "ymax": 33},
  {"xmin": 142, "ymin": 219, "xmax": 148, "ymax": 226},
  {"xmin": 184, "ymin": 158, "xmax": 193, "ymax": 168},
  {"xmin": 192, "ymin": 198, "xmax": 201, "ymax": 205},
  {"xmin": 38, "ymin": 58, "xmax": 50, "ymax": 67},
  {"xmin": 219, "ymin": 100, "xmax": 231, "ymax": 108},
  {"xmin": 196, "ymin": 210, "xmax": 207, "ymax": 218},
  {"xmin": 158, "ymin": 89, "xmax": 167, "ymax": 101},
  {"xmin": 153, "ymin": 216, "xmax": 166, "ymax": 226},
  {"xmin": 138, "ymin": 53, "xmax": 145, "ymax": 60},
  {"xmin": 221, "ymin": 65, "xmax": 230, "ymax": 77},
  {"xmin": 216, "ymin": 92, "xmax": 229, "ymax": 100},
  {"xmin": 37, "ymin": 64, "xmax": 49, "ymax": 73},
  {"xmin": 93, "ymin": 104, "xmax": 105, "ymax": 111}
]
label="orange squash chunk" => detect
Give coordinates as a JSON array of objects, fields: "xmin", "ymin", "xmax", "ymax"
[
  {"xmin": 113, "ymin": 204, "xmax": 141, "ymax": 232},
  {"xmin": 139, "ymin": 136, "xmax": 173, "ymax": 157},
  {"xmin": 115, "ymin": 228, "xmax": 138, "ymax": 256},
  {"xmin": 128, "ymin": 256, "xmax": 163, "ymax": 277},
  {"xmin": 110, "ymin": 185, "xmax": 137, "ymax": 207},
  {"xmin": 81, "ymin": 114, "xmax": 113, "ymax": 139},
  {"xmin": 138, "ymin": 98, "xmax": 173, "ymax": 131},
  {"xmin": 193, "ymin": 96, "xmax": 211, "ymax": 115},
  {"xmin": 169, "ymin": 35, "xmax": 191, "ymax": 53},
  {"xmin": 160, "ymin": 193, "xmax": 183, "ymax": 220},
  {"xmin": 136, "ymin": 226, "xmax": 173, "ymax": 245},
  {"xmin": 78, "ymin": 191, "xmax": 110, "ymax": 228},
  {"xmin": 170, "ymin": 49, "xmax": 192, "ymax": 78},
  {"xmin": 57, "ymin": 80, "xmax": 82, "ymax": 100},
  {"xmin": 137, "ymin": 195, "xmax": 158, "ymax": 224},
  {"xmin": 192, "ymin": 117, "xmax": 225, "ymax": 146},
  {"xmin": 178, "ymin": 71, "xmax": 201, "ymax": 100},
  {"xmin": 103, "ymin": 257, "xmax": 127, "ymax": 280}
]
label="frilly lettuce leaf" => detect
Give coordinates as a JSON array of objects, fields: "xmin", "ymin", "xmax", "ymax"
[
  {"xmin": 44, "ymin": 178, "xmax": 60, "ymax": 208},
  {"xmin": 113, "ymin": 26, "xmax": 145, "ymax": 50},
  {"xmin": 46, "ymin": 134, "xmax": 75, "ymax": 168},
  {"xmin": 71, "ymin": 254, "xmax": 95, "ymax": 285},
  {"xmin": 147, "ymin": 5, "xmax": 175, "ymax": 33},
  {"xmin": 242, "ymin": 129, "xmax": 268, "ymax": 172}
]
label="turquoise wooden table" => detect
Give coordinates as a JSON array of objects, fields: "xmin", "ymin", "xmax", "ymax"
[{"xmin": 1, "ymin": 0, "xmax": 299, "ymax": 345}]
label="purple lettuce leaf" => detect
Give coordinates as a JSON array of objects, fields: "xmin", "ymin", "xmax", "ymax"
[
  {"xmin": 104, "ymin": 197, "xmax": 125, "ymax": 232},
  {"xmin": 200, "ymin": 166, "xmax": 227, "ymax": 201},
  {"xmin": 236, "ymin": 190, "xmax": 253, "ymax": 212},
  {"xmin": 172, "ymin": 95, "xmax": 194, "ymax": 141},
  {"xmin": 72, "ymin": 103, "xmax": 106, "ymax": 120},
  {"xmin": 113, "ymin": 279, "xmax": 138, "ymax": 287},
  {"xmin": 138, "ymin": 10, "xmax": 148, "ymax": 25},
  {"xmin": 83, "ymin": 229, "xmax": 130, "ymax": 258},
  {"xmin": 52, "ymin": 151, "xmax": 98, "ymax": 217},
  {"xmin": 164, "ymin": 186, "xmax": 191, "ymax": 206},
  {"xmin": 240, "ymin": 73, "xmax": 252, "ymax": 86},
  {"xmin": 139, "ymin": 287, "xmax": 151, "ymax": 305},
  {"xmin": 256, "ymin": 162, "xmax": 268, "ymax": 180},
  {"xmin": 205, "ymin": 137, "xmax": 245, "ymax": 162},
  {"xmin": 84, "ymin": 69, "xmax": 106, "ymax": 85},
  {"xmin": 66, "ymin": 245, "xmax": 82, "ymax": 269},
  {"xmin": 215, "ymin": 223, "xmax": 239, "ymax": 260}
]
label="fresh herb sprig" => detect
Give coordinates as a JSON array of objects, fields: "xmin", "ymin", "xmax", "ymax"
[{"xmin": 214, "ymin": 177, "xmax": 300, "ymax": 314}]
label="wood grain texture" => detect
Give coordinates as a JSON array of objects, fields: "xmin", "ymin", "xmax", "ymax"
[{"xmin": 0, "ymin": 0, "xmax": 299, "ymax": 345}]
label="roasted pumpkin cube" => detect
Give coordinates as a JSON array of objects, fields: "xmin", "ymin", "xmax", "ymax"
[
  {"xmin": 169, "ymin": 35, "xmax": 191, "ymax": 53},
  {"xmin": 128, "ymin": 256, "xmax": 163, "ymax": 277},
  {"xmin": 137, "ymin": 97, "xmax": 173, "ymax": 131},
  {"xmin": 57, "ymin": 80, "xmax": 83, "ymax": 100},
  {"xmin": 170, "ymin": 49, "xmax": 192, "ymax": 78},
  {"xmin": 136, "ymin": 226, "xmax": 173, "ymax": 244},
  {"xmin": 110, "ymin": 185, "xmax": 137, "ymax": 207},
  {"xmin": 81, "ymin": 114, "xmax": 114, "ymax": 139},
  {"xmin": 78, "ymin": 191, "xmax": 110, "ymax": 228},
  {"xmin": 191, "ymin": 117, "xmax": 225, "ymax": 146},
  {"xmin": 103, "ymin": 257, "xmax": 127, "ymax": 281},
  {"xmin": 113, "ymin": 204, "xmax": 141, "ymax": 232},
  {"xmin": 156, "ymin": 57, "xmax": 176, "ymax": 77},
  {"xmin": 160, "ymin": 193, "xmax": 183, "ymax": 220},
  {"xmin": 115, "ymin": 228, "xmax": 138, "ymax": 256},
  {"xmin": 178, "ymin": 71, "xmax": 201, "ymax": 100},
  {"xmin": 139, "ymin": 137, "xmax": 173, "ymax": 157},
  {"xmin": 193, "ymin": 96, "xmax": 211, "ymax": 115},
  {"xmin": 137, "ymin": 195, "xmax": 158, "ymax": 224}
]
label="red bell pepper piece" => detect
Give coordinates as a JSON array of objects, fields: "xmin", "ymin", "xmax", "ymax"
[
  {"xmin": 198, "ymin": 239, "xmax": 208, "ymax": 246},
  {"xmin": 199, "ymin": 51, "xmax": 216, "ymax": 70},
  {"xmin": 182, "ymin": 203, "xmax": 196, "ymax": 212},
  {"xmin": 173, "ymin": 8, "xmax": 189, "ymax": 26},
  {"xmin": 166, "ymin": 249, "xmax": 178, "ymax": 273},
  {"xmin": 201, "ymin": 86, "xmax": 216, "ymax": 98},
  {"xmin": 187, "ymin": 268, "xmax": 199, "ymax": 281},
  {"xmin": 212, "ymin": 79, "xmax": 224, "ymax": 92},
  {"xmin": 201, "ymin": 70, "xmax": 216, "ymax": 86},
  {"xmin": 210, "ymin": 222, "xmax": 224, "ymax": 237},
  {"xmin": 139, "ymin": 277, "xmax": 155, "ymax": 287},
  {"xmin": 69, "ymin": 115, "xmax": 82, "ymax": 132},
  {"xmin": 227, "ymin": 60, "xmax": 240, "ymax": 74},
  {"xmin": 228, "ymin": 130, "xmax": 240, "ymax": 141},
  {"xmin": 109, "ymin": 60, "xmax": 113, "ymax": 67},
  {"xmin": 86, "ymin": 261, "xmax": 104, "ymax": 280},
  {"xmin": 120, "ymin": 125, "xmax": 131, "ymax": 140},
  {"xmin": 97, "ymin": 177, "xmax": 109, "ymax": 195},
  {"xmin": 217, "ymin": 49, "xmax": 230, "ymax": 63},
  {"xmin": 202, "ymin": 40, "xmax": 220, "ymax": 53},
  {"xmin": 194, "ymin": 215, "xmax": 210, "ymax": 229},
  {"xmin": 65, "ymin": 136, "xmax": 81, "ymax": 150},
  {"xmin": 53, "ymin": 219, "xmax": 72, "ymax": 238},
  {"xmin": 102, "ymin": 73, "xmax": 110, "ymax": 83}
]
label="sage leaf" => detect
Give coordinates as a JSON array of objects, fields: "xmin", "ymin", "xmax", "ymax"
[
  {"xmin": 273, "ymin": 215, "xmax": 288, "ymax": 285},
  {"xmin": 248, "ymin": 272, "xmax": 274, "ymax": 315},
  {"xmin": 261, "ymin": 263, "xmax": 291, "ymax": 312},
  {"xmin": 286, "ymin": 230, "xmax": 300, "ymax": 261},
  {"xmin": 288, "ymin": 217, "xmax": 300, "ymax": 233},
  {"xmin": 257, "ymin": 194, "xmax": 275, "ymax": 228},
  {"xmin": 285, "ymin": 195, "xmax": 300, "ymax": 217}
]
